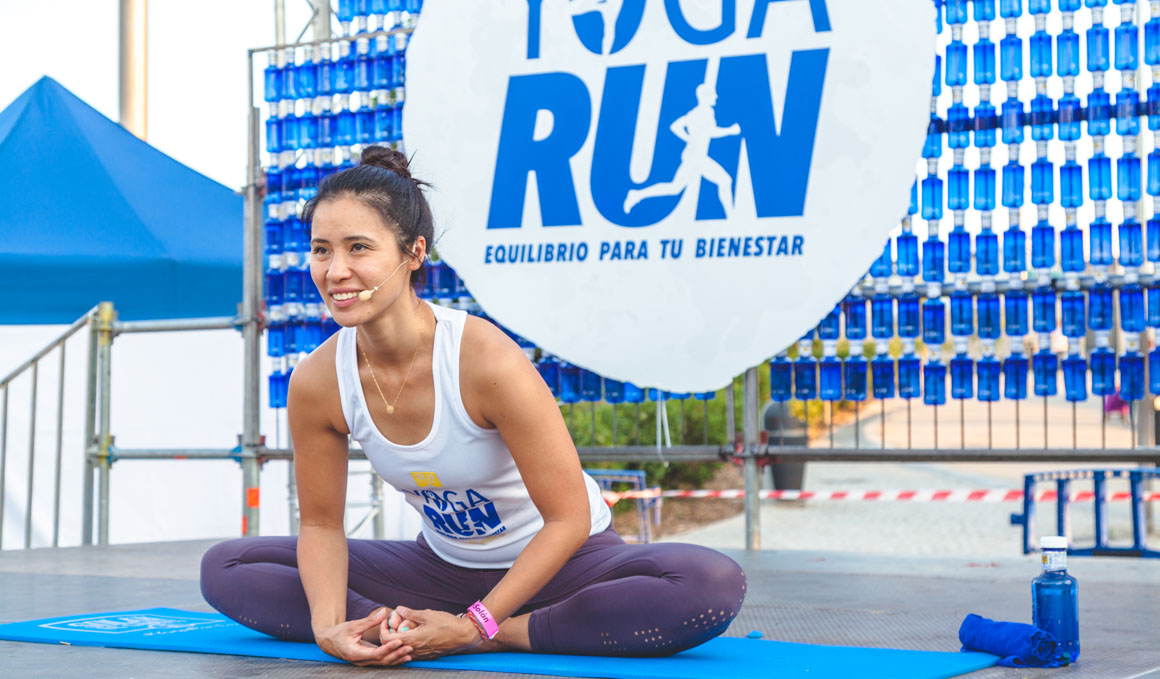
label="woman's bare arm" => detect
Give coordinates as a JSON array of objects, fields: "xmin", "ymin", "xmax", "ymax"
[
  {"xmin": 288, "ymin": 350, "xmax": 410, "ymax": 665},
  {"xmin": 465, "ymin": 321, "xmax": 594, "ymax": 625}
]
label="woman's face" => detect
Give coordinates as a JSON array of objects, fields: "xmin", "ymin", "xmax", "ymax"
[{"xmin": 309, "ymin": 195, "xmax": 414, "ymax": 325}]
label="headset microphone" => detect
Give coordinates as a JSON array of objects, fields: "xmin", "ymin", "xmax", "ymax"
[{"xmin": 355, "ymin": 251, "xmax": 420, "ymax": 302}]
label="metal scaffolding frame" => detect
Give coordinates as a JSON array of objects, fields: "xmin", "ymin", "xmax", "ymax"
[{"xmin": 3, "ymin": 298, "xmax": 1159, "ymax": 550}]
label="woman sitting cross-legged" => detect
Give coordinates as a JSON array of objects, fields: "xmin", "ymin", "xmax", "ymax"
[{"xmin": 200, "ymin": 146, "xmax": 747, "ymax": 667}]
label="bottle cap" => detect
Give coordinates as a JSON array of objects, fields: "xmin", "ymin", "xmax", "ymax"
[{"xmin": 1040, "ymin": 535, "xmax": 1068, "ymax": 550}]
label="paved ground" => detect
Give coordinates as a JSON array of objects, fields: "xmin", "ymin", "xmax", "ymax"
[
  {"xmin": 669, "ymin": 397, "xmax": 1158, "ymax": 557},
  {"xmin": 1, "ymin": 391, "xmax": 1155, "ymax": 677},
  {"xmin": 1, "ymin": 540, "xmax": 1157, "ymax": 679}
]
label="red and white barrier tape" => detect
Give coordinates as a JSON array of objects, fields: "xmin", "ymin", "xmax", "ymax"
[{"xmin": 601, "ymin": 488, "xmax": 1160, "ymax": 505}]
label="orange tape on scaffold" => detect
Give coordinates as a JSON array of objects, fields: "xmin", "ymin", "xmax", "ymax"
[{"xmin": 601, "ymin": 488, "xmax": 1160, "ymax": 505}]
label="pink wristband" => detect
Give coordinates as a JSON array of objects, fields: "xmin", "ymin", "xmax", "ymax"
[{"xmin": 466, "ymin": 601, "xmax": 500, "ymax": 640}]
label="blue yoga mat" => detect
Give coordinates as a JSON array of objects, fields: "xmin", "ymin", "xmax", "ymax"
[{"xmin": 0, "ymin": 608, "xmax": 998, "ymax": 679}]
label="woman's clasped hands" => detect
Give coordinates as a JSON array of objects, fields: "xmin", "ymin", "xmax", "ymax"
[
  {"xmin": 381, "ymin": 606, "xmax": 487, "ymax": 661},
  {"xmin": 315, "ymin": 606, "xmax": 486, "ymax": 666},
  {"xmin": 314, "ymin": 607, "xmax": 413, "ymax": 667}
]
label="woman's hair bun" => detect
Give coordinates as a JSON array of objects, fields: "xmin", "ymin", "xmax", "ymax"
[{"xmin": 359, "ymin": 145, "xmax": 412, "ymax": 179}]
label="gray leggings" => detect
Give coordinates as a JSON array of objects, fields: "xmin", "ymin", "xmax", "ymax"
[{"xmin": 200, "ymin": 526, "xmax": 746, "ymax": 657}]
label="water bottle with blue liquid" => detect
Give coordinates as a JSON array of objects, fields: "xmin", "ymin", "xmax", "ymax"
[
  {"xmin": 538, "ymin": 355, "xmax": 561, "ymax": 396},
  {"xmin": 267, "ymin": 306, "xmax": 286, "ymax": 358},
  {"xmin": 604, "ymin": 379, "xmax": 625, "ymax": 405},
  {"xmin": 951, "ymin": 342, "xmax": 974, "ymax": 399},
  {"xmin": 558, "ymin": 362, "xmax": 580, "ymax": 404},
  {"xmin": 924, "ymin": 358, "xmax": 947, "ymax": 406},
  {"xmin": 1032, "ymin": 535, "xmax": 1080, "ymax": 665},
  {"xmin": 898, "ymin": 339, "xmax": 921, "ymax": 400},
  {"xmin": 337, "ymin": 0, "xmax": 357, "ymax": 34},
  {"xmin": 770, "ymin": 354, "xmax": 792, "ymax": 402},
  {"xmin": 374, "ymin": 91, "xmax": 395, "ymax": 142},
  {"xmin": 353, "ymin": 95, "xmax": 374, "ymax": 145},
  {"xmin": 844, "ymin": 291, "xmax": 868, "ymax": 402},
  {"xmin": 872, "ymin": 350, "xmax": 895, "ymax": 399},
  {"xmin": 819, "ymin": 306, "xmax": 842, "ymax": 401},
  {"xmin": 794, "ymin": 333, "xmax": 818, "ymax": 402},
  {"xmin": 977, "ymin": 350, "xmax": 1001, "ymax": 402},
  {"xmin": 335, "ymin": 39, "xmax": 354, "ymax": 94},
  {"xmin": 579, "ymin": 369, "xmax": 603, "ymax": 402},
  {"xmin": 844, "ymin": 343, "xmax": 868, "ymax": 402},
  {"xmin": 1033, "ymin": 332, "xmax": 1057, "ymax": 397},
  {"xmin": 269, "ymin": 357, "xmax": 288, "ymax": 409}
]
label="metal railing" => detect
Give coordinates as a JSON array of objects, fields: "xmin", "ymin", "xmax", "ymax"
[
  {"xmin": 546, "ymin": 365, "xmax": 1160, "ymax": 550},
  {"xmin": 0, "ymin": 307, "xmax": 94, "ymax": 548},
  {"xmin": 0, "ymin": 302, "xmax": 256, "ymax": 549}
]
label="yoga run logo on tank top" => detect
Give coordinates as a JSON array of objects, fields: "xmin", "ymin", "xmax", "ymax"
[
  {"xmin": 406, "ymin": 472, "xmax": 509, "ymax": 542},
  {"xmin": 405, "ymin": 1, "xmax": 933, "ymax": 392}
]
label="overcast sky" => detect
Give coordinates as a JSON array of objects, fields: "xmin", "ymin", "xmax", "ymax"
[{"xmin": 0, "ymin": 0, "xmax": 318, "ymax": 190}]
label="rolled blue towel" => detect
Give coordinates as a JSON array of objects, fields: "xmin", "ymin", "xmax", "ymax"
[{"xmin": 958, "ymin": 613, "xmax": 1064, "ymax": 668}]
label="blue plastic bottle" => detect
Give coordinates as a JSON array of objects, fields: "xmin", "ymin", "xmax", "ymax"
[
  {"xmin": 269, "ymin": 365, "xmax": 287, "ymax": 408},
  {"xmin": 1033, "ymin": 345, "xmax": 1058, "ymax": 396},
  {"xmin": 951, "ymin": 351, "xmax": 974, "ymax": 399},
  {"xmin": 604, "ymin": 379, "xmax": 625, "ymax": 405},
  {"xmin": 769, "ymin": 354, "xmax": 793, "ymax": 402},
  {"xmin": 1032, "ymin": 536, "xmax": 1080, "ymax": 665},
  {"xmin": 1090, "ymin": 345, "xmax": 1116, "ymax": 396},
  {"xmin": 820, "ymin": 355, "xmax": 842, "ymax": 401},
  {"xmin": 872, "ymin": 352, "xmax": 895, "ymax": 399},
  {"xmin": 872, "ymin": 297, "xmax": 894, "ymax": 339},
  {"xmin": 924, "ymin": 360, "xmax": 947, "ymax": 406},
  {"xmin": 977, "ymin": 354, "xmax": 1001, "ymax": 401},
  {"xmin": 579, "ymin": 369, "xmax": 603, "ymax": 402},
  {"xmin": 844, "ymin": 349, "xmax": 868, "ymax": 402},
  {"xmin": 1063, "ymin": 352, "xmax": 1088, "ymax": 402},
  {"xmin": 1121, "ymin": 349, "xmax": 1145, "ymax": 402},
  {"xmin": 794, "ymin": 332, "xmax": 818, "ymax": 402},
  {"xmin": 898, "ymin": 350, "xmax": 921, "ymax": 400},
  {"xmin": 559, "ymin": 362, "xmax": 580, "ymax": 404},
  {"xmin": 1004, "ymin": 351, "xmax": 1029, "ymax": 400}
]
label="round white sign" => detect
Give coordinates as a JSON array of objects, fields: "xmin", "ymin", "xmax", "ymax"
[{"xmin": 405, "ymin": 0, "xmax": 934, "ymax": 392}]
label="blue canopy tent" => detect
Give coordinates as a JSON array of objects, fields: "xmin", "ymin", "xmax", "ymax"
[{"xmin": 0, "ymin": 76, "xmax": 243, "ymax": 324}]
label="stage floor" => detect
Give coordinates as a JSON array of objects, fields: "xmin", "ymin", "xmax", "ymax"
[{"xmin": 0, "ymin": 540, "xmax": 1156, "ymax": 678}]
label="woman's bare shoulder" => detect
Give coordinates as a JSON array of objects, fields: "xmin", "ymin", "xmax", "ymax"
[
  {"xmin": 460, "ymin": 313, "xmax": 518, "ymax": 355},
  {"xmin": 459, "ymin": 314, "xmax": 537, "ymax": 387}
]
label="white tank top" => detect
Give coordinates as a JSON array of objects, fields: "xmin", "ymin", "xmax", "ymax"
[{"xmin": 335, "ymin": 302, "xmax": 611, "ymax": 568}]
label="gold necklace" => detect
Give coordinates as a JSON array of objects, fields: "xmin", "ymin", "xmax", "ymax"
[{"xmin": 357, "ymin": 310, "xmax": 426, "ymax": 415}]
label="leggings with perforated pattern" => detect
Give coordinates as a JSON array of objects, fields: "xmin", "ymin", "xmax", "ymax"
[{"xmin": 200, "ymin": 525, "xmax": 746, "ymax": 657}]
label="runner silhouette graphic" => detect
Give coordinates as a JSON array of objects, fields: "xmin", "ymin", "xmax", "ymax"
[{"xmin": 623, "ymin": 80, "xmax": 740, "ymax": 218}]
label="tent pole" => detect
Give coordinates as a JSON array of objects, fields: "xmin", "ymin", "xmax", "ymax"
[
  {"xmin": 241, "ymin": 49, "xmax": 264, "ymax": 537},
  {"xmin": 118, "ymin": 0, "xmax": 148, "ymax": 140},
  {"xmin": 274, "ymin": 0, "xmax": 286, "ymax": 47}
]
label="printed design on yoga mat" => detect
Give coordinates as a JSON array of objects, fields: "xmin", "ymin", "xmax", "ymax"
[{"xmin": 41, "ymin": 614, "xmax": 225, "ymax": 635}]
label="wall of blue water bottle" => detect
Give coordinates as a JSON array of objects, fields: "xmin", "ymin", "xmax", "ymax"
[
  {"xmin": 258, "ymin": 2, "xmax": 724, "ymax": 412},
  {"xmin": 771, "ymin": 0, "xmax": 1160, "ymax": 408},
  {"xmin": 263, "ymin": 0, "xmax": 421, "ymax": 408}
]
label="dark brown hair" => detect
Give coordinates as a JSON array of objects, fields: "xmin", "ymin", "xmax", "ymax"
[{"xmin": 303, "ymin": 146, "xmax": 434, "ymax": 288}]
